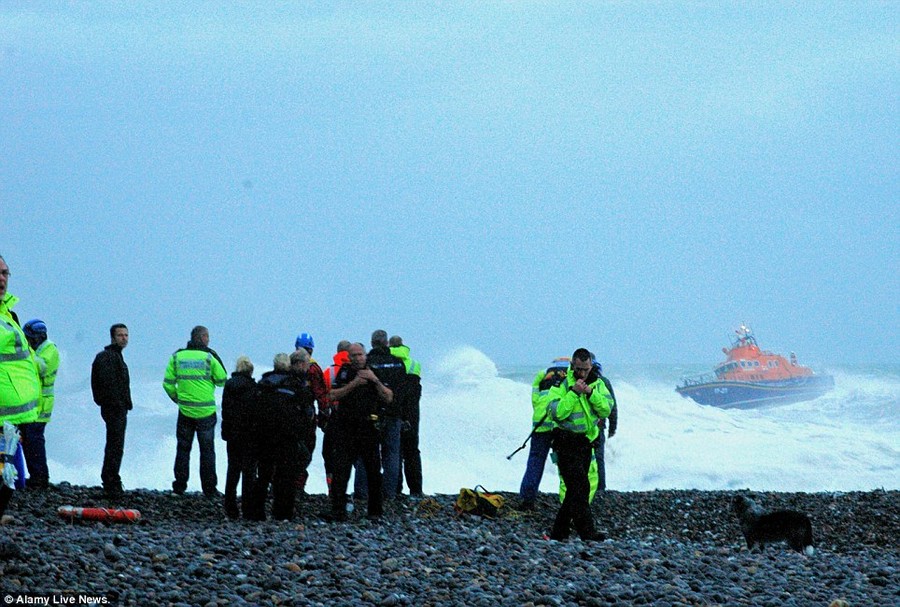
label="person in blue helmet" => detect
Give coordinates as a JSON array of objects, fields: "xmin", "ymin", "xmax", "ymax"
[
  {"xmin": 19, "ymin": 319, "xmax": 60, "ymax": 489},
  {"xmin": 294, "ymin": 332, "xmax": 327, "ymax": 494}
]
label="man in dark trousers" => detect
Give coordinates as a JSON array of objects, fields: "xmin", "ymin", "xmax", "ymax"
[
  {"xmin": 389, "ymin": 335, "xmax": 423, "ymax": 497},
  {"xmin": 546, "ymin": 348, "xmax": 614, "ymax": 541},
  {"xmin": 91, "ymin": 323, "xmax": 132, "ymax": 498},
  {"xmin": 353, "ymin": 330, "xmax": 408, "ymax": 502},
  {"xmin": 326, "ymin": 342, "xmax": 394, "ymax": 521},
  {"xmin": 592, "ymin": 358, "xmax": 618, "ymax": 492}
]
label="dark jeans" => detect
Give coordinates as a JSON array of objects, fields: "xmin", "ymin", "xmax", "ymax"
[
  {"xmin": 397, "ymin": 419, "xmax": 423, "ymax": 496},
  {"xmin": 331, "ymin": 417, "xmax": 383, "ymax": 518},
  {"xmin": 224, "ymin": 437, "xmax": 257, "ymax": 517},
  {"xmin": 100, "ymin": 407, "xmax": 128, "ymax": 489},
  {"xmin": 353, "ymin": 416, "xmax": 400, "ymax": 500},
  {"xmin": 248, "ymin": 440, "xmax": 308, "ymax": 521},
  {"xmin": 518, "ymin": 430, "xmax": 553, "ymax": 504},
  {"xmin": 295, "ymin": 422, "xmax": 317, "ymax": 492},
  {"xmin": 322, "ymin": 422, "xmax": 335, "ymax": 495},
  {"xmin": 550, "ymin": 429, "xmax": 596, "ymax": 540},
  {"xmin": 173, "ymin": 412, "xmax": 217, "ymax": 494},
  {"xmin": 0, "ymin": 485, "xmax": 12, "ymax": 518},
  {"xmin": 18, "ymin": 422, "xmax": 49, "ymax": 487}
]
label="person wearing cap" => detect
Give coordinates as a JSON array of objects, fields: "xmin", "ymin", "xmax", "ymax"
[
  {"xmin": 293, "ymin": 332, "xmax": 327, "ymax": 494},
  {"xmin": 91, "ymin": 323, "xmax": 132, "ymax": 497},
  {"xmin": 0, "ymin": 254, "xmax": 41, "ymax": 515},
  {"xmin": 517, "ymin": 356, "xmax": 570, "ymax": 511},
  {"xmin": 164, "ymin": 325, "xmax": 227, "ymax": 497},
  {"xmin": 353, "ymin": 330, "xmax": 408, "ymax": 502},
  {"xmin": 389, "ymin": 335, "xmax": 423, "ymax": 497},
  {"xmin": 19, "ymin": 319, "xmax": 59, "ymax": 489}
]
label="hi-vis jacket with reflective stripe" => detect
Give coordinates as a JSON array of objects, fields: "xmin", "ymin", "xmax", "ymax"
[
  {"xmin": 389, "ymin": 345, "xmax": 422, "ymax": 377},
  {"xmin": 545, "ymin": 369, "xmax": 613, "ymax": 442},
  {"xmin": 34, "ymin": 340, "xmax": 60, "ymax": 423},
  {"xmin": 530, "ymin": 358, "xmax": 570, "ymax": 433},
  {"xmin": 163, "ymin": 347, "xmax": 227, "ymax": 419},
  {"xmin": 0, "ymin": 294, "xmax": 40, "ymax": 425}
]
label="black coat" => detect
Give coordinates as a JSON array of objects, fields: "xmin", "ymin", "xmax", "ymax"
[
  {"xmin": 91, "ymin": 345, "xmax": 132, "ymax": 410},
  {"xmin": 255, "ymin": 371, "xmax": 315, "ymax": 446},
  {"xmin": 366, "ymin": 346, "xmax": 408, "ymax": 419},
  {"xmin": 221, "ymin": 371, "xmax": 258, "ymax": 442}
]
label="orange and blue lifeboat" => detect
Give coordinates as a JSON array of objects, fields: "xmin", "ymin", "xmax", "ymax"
[{"xmin": 676, "ymin": 326, "xmax": 834, "ymax": 409}]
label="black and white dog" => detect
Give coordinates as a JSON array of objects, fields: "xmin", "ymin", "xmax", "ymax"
[{"xmin": 732, "ymin": 495, "xmax": 815, "ymax": 555}]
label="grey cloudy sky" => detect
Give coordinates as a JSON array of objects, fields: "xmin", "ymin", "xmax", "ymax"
[{"xmin": 2, "ymin": 2, "xmax": 897, "ymax": 369}]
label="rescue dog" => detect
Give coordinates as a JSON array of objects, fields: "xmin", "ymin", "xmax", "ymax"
[{"xmin": 732, "ymin": 495, "xmax": 815, "ymax": 555}]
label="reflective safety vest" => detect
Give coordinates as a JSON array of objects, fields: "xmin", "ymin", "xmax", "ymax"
[
  {"xmin": 389, "ymin": 345, "xmax": 421, "ymax": 377},
  {"xmin": 0, "ymin": 294, "xmax": 40, "ymax": 425},
  {"xmin": 34, "ymin": 340, "xmax": 60, "ymax": 423},
  {"xmin": 531, "ymin": 357, "xmax": 570, "ymax": 433},
  {"xmin": 163, "ymin": 349, "xmax": 227, "ymax": 419},
  {"xmin": 546, "ymin": 369, "xmax": 613, "ymax": 442}
]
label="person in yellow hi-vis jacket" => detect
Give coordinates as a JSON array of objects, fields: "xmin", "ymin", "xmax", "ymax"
[
  {"xmin": 558, "ymin": 355, "xmax": 618, "ymax": 503},
  {"xmin": 164, "ymin": 325, "xmax": 227, "ymax": 497},
  {"xmin": 545, "ymin": 348, "xmax": 613, "ymax": 541},
  {"xmin": 19, "ymin": 319, "xmax": 59, "ymax": 489},
  {"xmin": 0, "ymin": 254, "xmax": 40, "ymax": 517}
]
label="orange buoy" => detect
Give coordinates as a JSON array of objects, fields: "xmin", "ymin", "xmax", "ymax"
[{"xmin": 58, "ymin": 505, "xmax": 141, "ymax": 523}]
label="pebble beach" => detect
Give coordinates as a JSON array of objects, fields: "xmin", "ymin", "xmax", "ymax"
[{"xmin": 0, "ymin": 485, "xmax": 897, "ymax": 606}]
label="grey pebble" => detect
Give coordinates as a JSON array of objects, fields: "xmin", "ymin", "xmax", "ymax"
[{"xmin": 1, "ymin": 486, "xmax": 897, "ymax": 606}]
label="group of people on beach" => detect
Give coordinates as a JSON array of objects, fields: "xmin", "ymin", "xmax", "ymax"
[
  {"xmin": 2, "ymin": 251, "xmax": 618, "ymax": 540},
  {"xmin": 0, "ymin": 252, "xmax": 424, "ymax": 523},
  {"xmin": 102, "ymin": 324, "xmax": 423, "ymax": 523}
]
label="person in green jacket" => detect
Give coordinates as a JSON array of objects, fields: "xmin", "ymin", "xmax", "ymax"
[
  {"xmin": 389, "ymin": 335, "xmax": 423, "ymax": 496},
  {"xmin": 19, "ymin": 319, "xmax": 59, "ymax": 489},
  {"xmin": 558, "ymin": 355, "xmax": 619, "ymax": 502},
  {"xmin": 517, "ymin": 357, "xmax": 569, "ymax": 510},
  {"xmin": 0, "ymin": 255, "xmax": 41, "ymax": 516},
  {"xmin": 164, "ymin": 325, "xmax": 227, "ymax": 496},
  {"xmin": 546, "ymin": 348, "xmax": 613, "ymax": 541}
]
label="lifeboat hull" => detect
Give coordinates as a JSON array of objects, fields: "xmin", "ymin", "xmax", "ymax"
[{"xmin": 676, "ymin": 374, "xmax": 835, "ymax": 409}]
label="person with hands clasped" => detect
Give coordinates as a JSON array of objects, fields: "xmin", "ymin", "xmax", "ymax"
[
  {"xmin": 546, "ymin": 348, "xmax": 614, "ymax": 541},
  {"xmin": 325, "ymin": 343, "xmax": 394, "ymax": 521}
]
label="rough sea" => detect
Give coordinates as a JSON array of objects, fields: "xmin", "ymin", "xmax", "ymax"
[{"xmin": 41, "ymin": 346, "xmax": 898, "ymax": 495}]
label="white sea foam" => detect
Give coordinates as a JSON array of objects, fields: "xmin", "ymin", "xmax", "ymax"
[{"xmin": 41, "ymin": 348, "xmax": 898, "ymax": 495}]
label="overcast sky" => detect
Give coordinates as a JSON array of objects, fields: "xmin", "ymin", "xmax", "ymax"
[{"xmin": 2, "ymin": 3, "xmax": 897, "ymax": 370}]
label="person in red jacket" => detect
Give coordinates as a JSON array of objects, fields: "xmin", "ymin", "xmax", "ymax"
[{"xmin": 321, "ymin": 340, "xmax": 351, "ymax": 496}]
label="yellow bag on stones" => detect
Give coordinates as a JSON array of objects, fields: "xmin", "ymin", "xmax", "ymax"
[{"xmin": 454, "ymin": 485, "xmax": 505, "ymax": 518}]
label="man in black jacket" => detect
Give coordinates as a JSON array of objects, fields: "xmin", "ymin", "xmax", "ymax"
[
  {"xmin": 327, "ymin": 342, "xmax": 394, "ymax": 521},
  {"xmin": 353, "ymin": 330, "xmax": 408, "ymax": 502},
  {"xmin": 91, "ymin": 323, "xmax": 132, "ymax": 498}
]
